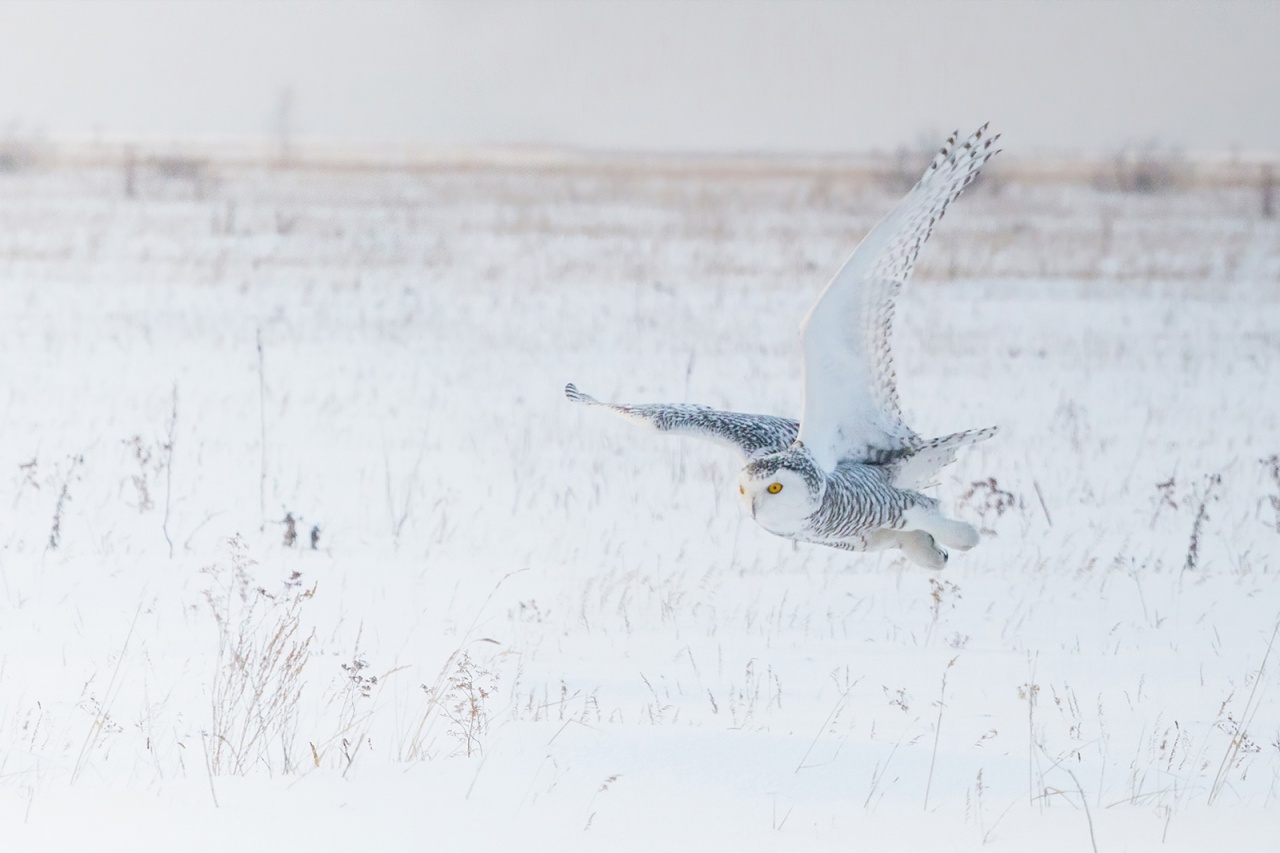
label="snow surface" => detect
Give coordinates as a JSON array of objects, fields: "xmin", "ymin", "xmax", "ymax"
[{"xmin": 1, "ymin": 154, "xmax": 1279, "ymax": 851}]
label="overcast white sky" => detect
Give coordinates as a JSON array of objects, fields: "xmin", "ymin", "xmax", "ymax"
[{"xmin": 0, "ymin": 0, "xmax": 1276, "ymax": 154}]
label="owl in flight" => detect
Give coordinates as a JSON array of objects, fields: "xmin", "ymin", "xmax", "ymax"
[{"xmin": 566, "ymin": 126, "xmax": 999, "ymax": 568}]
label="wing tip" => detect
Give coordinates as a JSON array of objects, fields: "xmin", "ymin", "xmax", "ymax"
[
  {"xmin": 924, "ymin": 124, "xmax": 1002, "ymax": 185},
  {"xmin": 565, "ymin": 382, "xmax": 596, "ymax": 404}
]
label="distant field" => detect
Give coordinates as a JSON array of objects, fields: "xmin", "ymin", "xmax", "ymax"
[{"xmin": 0, "ymin": 148, "xmax": 1277, "ymax": 850}]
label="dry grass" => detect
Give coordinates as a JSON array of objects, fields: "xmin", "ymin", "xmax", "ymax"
[{"xmin": 202, "ymin": 536, "xmax": 315, "ymax": 776}]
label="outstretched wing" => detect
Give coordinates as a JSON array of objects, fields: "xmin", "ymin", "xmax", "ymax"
[
  {"xmin": 797, "ymin": 124, "xmax": 1000, "ymax": 471},
  {"xmin": 565, "ymin": 383, "xmax": 797, "ymax": 461}
]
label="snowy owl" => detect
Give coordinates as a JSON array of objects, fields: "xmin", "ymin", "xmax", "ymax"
[{"xmin": 566, "ymin": 125, "xmax": 1000, "ymax": 568}]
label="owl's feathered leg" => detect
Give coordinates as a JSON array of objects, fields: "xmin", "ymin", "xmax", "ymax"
[
  {"xmin": 901, "ymin": 505, "xmax": 980, "ymax": 551},
  {"xmin": 830, "ymin": 528, "xmax": 945, "ymax": 569},
  {"xmin": 896, "ymin": 530, "xmax": 948, "ymax": 570},
  {"xmin": 857, "ymin": 529, "xmax": 901, "ymax": 551}
]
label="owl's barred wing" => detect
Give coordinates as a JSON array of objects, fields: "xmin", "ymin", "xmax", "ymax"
[
  {"xmin": 565, "ymin": 383, "xmax": 798, "ymax": 460},
  {"xmin": 798, "ymin": 125, "xmax": 1000, "ymax": 472},
  {"xmin": 887, "ymin": 425, "xmax": 999, "ymax": 490}
]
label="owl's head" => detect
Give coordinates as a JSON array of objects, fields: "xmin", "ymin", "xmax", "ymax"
[{"xmin": 738, "ymin": 444, "xmax": 825, "ymax": 535}]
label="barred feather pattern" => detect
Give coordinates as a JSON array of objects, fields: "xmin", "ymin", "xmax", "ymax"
[
  {"xmin": 735, "ymin": 444, "xmax": 942, "ymax": 552},
  {"xmin": 860, "ymin": 124, "xmax": 1000, "ymax": 444},
  {"xmin": 888, "ymin": 425, "xmax": 1000, "ymax": 490},
  {"xmin": 869, "ymin": 124, "xmax": 1000, "ymax": 286},
  {"xmin": 797, "ymin": 124, "xmax": 1000, "ymax": 472},
  {"xmin": 742, "ymin": 447, "xmax": 825, "ymax": 496},
  {"xmin": 801, "ymin": 461, "xmax": 934, "ymax": 545},
  {"xmin": 564, "ymin": 383, "xmax": 798, "ymax": 460}
]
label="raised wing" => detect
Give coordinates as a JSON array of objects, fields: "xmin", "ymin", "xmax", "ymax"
[
  {"xmin": 797, "ymin": 125, "xmax": 999, "ymax": 471},
  {"xmin": 565, "ymin": 383, "xmax": 797, "ymax": 461}
]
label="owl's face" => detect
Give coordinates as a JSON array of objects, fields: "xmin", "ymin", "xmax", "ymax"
[{"xmin": 738, "ymin": 455, "xmax": 822, "ymax": 536}]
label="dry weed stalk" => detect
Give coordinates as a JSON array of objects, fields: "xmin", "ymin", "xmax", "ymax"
[
  {"xmin": 403, "ymin": 570, "xmax": 524, "ymax": 760},
  {"xmin": 14, "ymin": 457, "xmax": 39, "ymax": 507},
  {"xmin": 1261, "ymin": 455, "xmax": 1280, "ymax": 532},
  {"xmin": 307, "ymin": 627, "xmax": 405, "ymax": 774},
  {"xmin": 1208, "ymin": 622, "xmax": 1279, "ymax": 805},
  {"xmin": 203, "ymin": 536, "xmax": 315, "ymax": 775},
  {"xmin": 384, "ymin": 426, "xmax": 431, "ymax": 545},
  {"xmin": 123, "ymin": 436, "xmax": 156, "ymax": 512},
  {"xmin": 47, "ymin": 454, "xmax": 85, "ymax": 550},
  {"xmin": 959, "ymin": 478, "xmax": 1021, "ymax": 535},
  {"xmin": 926, "ymin": 579, "xmax": 961, "ymax": 646},
  {"xmin": 70, "ymin": 604, "xmax": 142, "ymax": 785},
  {"xmin": 1151, "ymin": 476, "xmax": 1178, "ymax": 527},
  {"xmin": 924, "ymin": 657, "xmax": 957, "ymax": 811},
  {"xmin": 1019, "ymin": 672, "xmax": 1042, "ymax": 806},
  {"xmin": 406, "ymin": 643, "xmax": 502, "ymax": 759},
  {"xmin": 1065, "ymin": 767, "xmax": 1100, "ymax": 853},
  {"xmin": 1183, "ymin": 472, "xmax": 1222, "ymax": 573},
  {"xmin": 161, "ymin": 384, "xmax": 177, "ymax": 557},
  {"xmin": 442, "ymin": 652, "xmax": 497, "ymax": 757},
  {"xmin": 122, "ymin": 384, "xmax": 179, "ymax": 556}
]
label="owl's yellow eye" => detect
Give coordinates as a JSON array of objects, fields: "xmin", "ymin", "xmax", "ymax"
[
  {"xmin": 739, "ymin": 485, "xmax": 745, "ymax": 495},
  {"xmin": 767, "ymin": 482, "xmax": 783, "ymax": 494}
]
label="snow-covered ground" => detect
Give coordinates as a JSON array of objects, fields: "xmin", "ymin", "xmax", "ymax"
[{"xmin": 0, "ymin": 151, "xmax": 1278, "ymax": 850}]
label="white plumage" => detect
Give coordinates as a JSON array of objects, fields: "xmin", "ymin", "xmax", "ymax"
[{"xmin": 567, "ymin": 125, "xmax": 1001, "ymax": 568}]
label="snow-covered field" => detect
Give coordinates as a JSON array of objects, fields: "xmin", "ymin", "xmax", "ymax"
[{"xmin": 1, "ymin": 150, "xmax": 1278, "ymax": 850}]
